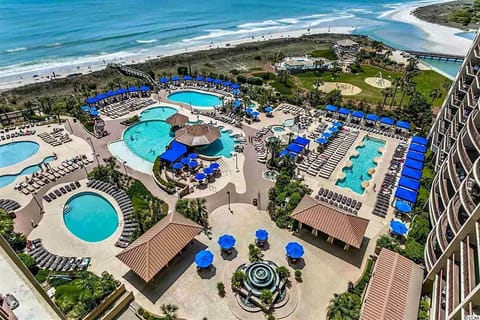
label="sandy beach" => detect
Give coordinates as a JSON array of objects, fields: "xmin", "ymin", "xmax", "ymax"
[
  {"xmin": 0, "ymin": 26, "xmax": 354, "ymax": 92},
  {"xmin": 388, "ymin": 2, "xmax": 472, "ymax": 56}
]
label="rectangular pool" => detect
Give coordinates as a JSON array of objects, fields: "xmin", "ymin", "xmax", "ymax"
[{"xmin": 335, "ymin": 136, "xmax": 385, "ymax": 194}]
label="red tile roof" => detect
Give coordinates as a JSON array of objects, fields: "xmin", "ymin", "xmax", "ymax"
[
  {"xmin": 290, "ymin": 196, "xmax": 369, "ymax": 248},
  {"xmin": 116, "ymin": 212, "xmax": 202, "ymax": 282},
  {"xmin": 360, "ymin": 249, "xmax": 424, "ymax": 320}
]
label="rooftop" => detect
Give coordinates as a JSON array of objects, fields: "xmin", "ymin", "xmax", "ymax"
[
  {"xmin": 116, "ymin": 212, "xmax": 203, "ymax": 282},
  {"xmin": 290, "ymin": 196, "xmax": 369, "ymax": 249},
  {"xmin": 360, "ymin": 248, "xmax": 424, "ymax": 320}
]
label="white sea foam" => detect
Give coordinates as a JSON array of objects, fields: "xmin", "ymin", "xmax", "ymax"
[
  {"xmin": 5, "ymin": 47, "xmax": 26, "ymax": 53},
  {"xmin": 136, "ymin": 39, "xmax": 157, "ymax": 44},
  {"xmin": 45, "ymin": 42, "xmax": 62, "ymax": 48}
]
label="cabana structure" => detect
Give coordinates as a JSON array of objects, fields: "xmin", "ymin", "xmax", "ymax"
[
  {"xmin": 116, "ymin": 212, "xmax": 202, "ymax": 284},
  {"xmin": 360, "ymin": 249, "xmax": 423, "ymax": 320},
  {"xmin": 351, "ymin": 111, "xmax": 364, "ymax": 123},
  {"xmin": 338, "ymin": 108, "xmax": 351, "ymax": 119},
  {"xmin": 292, "ymin": 136, "xmax": 310, "ymax": 149},
  {"xmin": 394, "ymin": 187, "xmax": 418, "ymax": 204},
  {"xmin": 380, "ymin": 117, "xmax": 394, "ymax": 128},
  {"xmin": 166, "ymin": 113, "xmax": 189, "ymax": 129},
  {"xmin": 175, "ymin": 124, "xmax": 221, "ymax": 147},
  {"xmin": 395, "ymin": 120, "xmax": 410, "ymax": 132},
  {"xmin": 365, "ymin": 114, "xmax": 379, "ymax": 126},
  {"xmin": 291, "ymin": 196, "xmax": 369, "ymax": 251},
  {"xmin": 324, "ymin": 105, "xmax": 338, "ymax": 113},
  {"xmin": 160, "ymin": 141, "xmax": 188, "ymax": 164}
]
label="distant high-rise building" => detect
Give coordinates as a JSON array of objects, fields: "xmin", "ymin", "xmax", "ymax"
[{"xmin": 425, "ymin": 33, "xmax": 480, "ymax": 318}]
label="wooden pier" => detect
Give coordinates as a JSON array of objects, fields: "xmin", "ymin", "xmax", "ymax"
[{"xmin": 405, "ymin": 50, "xmax": 465, "ymax": 62}]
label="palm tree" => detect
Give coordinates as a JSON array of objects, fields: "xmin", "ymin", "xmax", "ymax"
[
  {"xmin": 278, "ymin": 70, "xmax": 289, "ymax": 84},
  {"xmin": 389, "ymin": 77, "xmax": 403, "ymax": 108},
  {"xmin": 160, "ymin": 303, "xmax": 179, "ymax": 320},
  {"xmin": 315, "ymin": 78, "xmax": 324, "ymax": 92},
  {"xmin": 429, "ymin": 88, "xmax": 443, "ymax": 106},
  {"xmin": 0, "ymin": 209, "xmax": 13, "ymax": 237},
  {"xmin": 380, "ymin": 87, "xmax": 393, "ymax": 108},
  {"xmin": 327, "ymin": 292, "xmax": 361, "ymax": 320},
  {"xmin": 266, "ymin": 137, "xmax": 282, "ymax": 164},
  {"xmin": 398, "ymin": 82, "xmax": 415, "ymax": 109},
  {"xmin": 231, "ymin": 271, "xmax": 247, "ymax": 289}
]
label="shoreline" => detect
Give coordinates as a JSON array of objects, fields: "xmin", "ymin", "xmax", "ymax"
[
  {"xmin": 0, "ymin": 26, "xmax": 354, "ymax": 92},
  {"xmin": 387, "ymin": 1, "xmax": 472, "ymax": 56}
]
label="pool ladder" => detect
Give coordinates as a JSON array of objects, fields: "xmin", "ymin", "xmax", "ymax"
[{"xmin": 63, "ymin": 205, "xmax": 71, "ymax": 214}]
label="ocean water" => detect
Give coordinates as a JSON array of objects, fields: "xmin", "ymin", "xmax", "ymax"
[{"xmin": 0, "ymin": 0, "xmax": 466, "ymax": 81}]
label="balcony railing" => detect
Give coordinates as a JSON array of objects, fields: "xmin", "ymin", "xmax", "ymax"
[
  {"xmin": 457, "ymin": 135, "xmax": 473, "ymax": 171},
  {"xmin": 447, "ymin": 160, "xmax": 461, "ymax": 188},
  {"xmin": 467, "ymin": 113, "xmax": 480, "ymax": 151}
]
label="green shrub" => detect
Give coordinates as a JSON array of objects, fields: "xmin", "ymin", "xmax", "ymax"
[
  {"xmin": 237, "ymin": 75, "xmax": 247, "ymax": 83},
  {"xmin": 294, "ymin": 269, "xmax": 302, "ymax": 279},
  {"xmin": 36, "ymin": 269, "xmax": 49, "ymax": 283},
  {"xmin": 142, "ymin": 311, "xmax": 150, "ymax": 319},
  {"xmin": 247, "ymin": 77, "xmax": 263, "ymax": 86},
  {"xmin": 217, "ymin": 282, "xmax": 226, "ymax": 297},
  {"xmin": 18, "ymin": 252, "xmax": 37, "ymax": 274},
  {"xmin": 276, "ymin": 266, "xmax": 290, "ymax": 279},
  {"xmin": 138, "ymin": 307, "xmax": 144, "ymax": 315}
]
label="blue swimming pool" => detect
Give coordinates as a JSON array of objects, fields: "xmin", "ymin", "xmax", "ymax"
[
  {"xmin": 140, "ymin": 106, "xmax": 178, "ymax": 121},
  {"xmin": 336, "ymin": 137, "xmax": 385, "ymax": 194},
  {"xmin": 167, "ymin": 90, "xmax": 222, "ymax": 108},
  {"xmin": 0, "ymin": 156, "xmax": 55, "ymax": 188},
  {"xmin": 122, "ymin": 120, "xmax": 236, "ymax": 162},
  {"xmin": 63, "ymin": 192, "xmax": 118, "ymax": 242},
  {"xmin": 0, "ymin": 141, "xmax": 40, "ymax": 168}
]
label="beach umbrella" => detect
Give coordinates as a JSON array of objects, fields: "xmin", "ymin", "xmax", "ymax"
[
  {"xmin": 203, "ymin": 167, "xmax": 214, "ymax": 175},
  {"xmin": 80, "ymin": 105, "xmax": 90, "ymax": 111},
  {"xmin": 264, "ymin": 106, "xmax": 273, "ymax": 113},
  {"xmin": 231, "ymin": 84, "xmax": 241, "ymax": 89},
  {"xmin": 233, "ymin": 100, "xmax": 242, "ymax": 109},
  {"xmin": 209, "ymin": 162, "xmax": 220, "ymax": 170},
  {"xmin": 172, "ymin": 162, "xmax": 183, "ymax": 170},
  {"xmin": 188, "ymin": 153, "xmax": 198, "ymax": 159},
  {"xmin": 332, "ymin": 121, "xmax": 342, "ymax": 127},
  {"xmin": 195, "ymin": 75, "xmax": 204, "ymax": 81},
  {"xmin": 390, "ymin": 220, "xmax": 408, "ymax": 236},
  {"xmin": 285, "ymin": 242, "xmax": 304, "ymax": 259},
  {"xmin": 316, "ymin": 137, "xmax": 328, "ymax": 144},
  {"xmin": 251, "ymin": 111, "xmax": 260, "ymax": 118},
  {"xmin": 171, "ymin": 75, "xmax": 180, "ymax": 81},
  {"xmin": 395, "ymin": 200, "xmax": 412, "ymax": 213},
  {"xmin": 232, "ymin": 89, "xmax": 241, "ymax": 95},
  {"xmin": 194, "ymin": 173, "xmax": 206, "ymax": 181},
  {"xmin": 195, "ymin": 250, "xmax": 214, "ymax": 268},
  {"xmin": 322, "ymin": 132, "xmax": 332, "ymax": 138},
  {"xmin": 140, "ymin": 85, "xmax": 150, "ymax": 91},
  {"xmin": 85, "ymin": 97, "xmax": 96, "ymax": 104},
  {"xmin": 183, "ymin": 75, "xmax": 192, "ymax": 81},
  {"xmin": 218, "ymin": 234, "xmax": 236, "ymax": 250},
  {"xmin": 160, "ymin": 76, "xmax": 169, "ymax": 83},
  {"xmin": 188, "ymin": 160, "xmax": 198, "ymax": 168},
  {"xmin": 255, "ymin": 229, "xmax": 268, "ymax": 241},
  {"xmin": 128, "ymin": 86, "xmax": 139, "ymax": 92},
  {"xmin": 205, "ymin": 77, "xmax": 213, "ymax": 83},
  {"xmin": 180, "ymin": 157, "xmax": 190, "ymax": 165},
  {"xmin": 214, "ymin": 78, "xmax": 223, "ymax": 84},
  {"xmin": 223, "ymin": 80, "xmax": 232, "ymax": 86},
  {"xmin": 328, "ymin": 126, "xmax": 339, "ymax": 133},
  {"xmin": 117, "ymin": 87, "xmax": 128, "ymax": 94}
]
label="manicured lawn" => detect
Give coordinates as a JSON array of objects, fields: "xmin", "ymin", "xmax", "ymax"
[
  {"xmin": 311, "ymin": 49, "xmax": 336, "ymax": 60},
  {"xmin": 295, "ymin": 65, "xmax": 450, "ymax": 107}
]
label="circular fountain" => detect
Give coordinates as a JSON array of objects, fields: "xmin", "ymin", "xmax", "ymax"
[
  {"xmin": 236, "ymin": 261, "xmax": 287, "ymax": 308},
  {"xmin": 262, "ymin": 170, "xmax": 279, "ymax": 182}
]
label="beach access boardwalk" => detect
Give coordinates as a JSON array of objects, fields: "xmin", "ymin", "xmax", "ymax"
[{"xmin": 404, "ymin": 50, "xmax": 465, "ymax": 62}]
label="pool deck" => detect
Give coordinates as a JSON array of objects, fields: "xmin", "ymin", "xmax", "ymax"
[{"xmin": 6, "ymin": 92, "xmax": 403, "ymax": 319}]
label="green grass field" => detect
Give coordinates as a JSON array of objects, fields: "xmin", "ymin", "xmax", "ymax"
[{"xmin": 296, "ymin": 65, "xmax": 451, "ymax": 107}]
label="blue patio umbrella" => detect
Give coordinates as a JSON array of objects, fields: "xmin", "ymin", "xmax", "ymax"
[
  {"xmin": 332, "ymin": 121, "xmax": 342, "ymax": 127},
  {"xmin": 85, "ymin": 97, "xmax": 96, "ymax": 104},
  {"xmin": 218, "ymin": 234, "xmax": 236, "ymax": 250},
  {"xmin": 328, "ymin": 126, "xmax": 339, "ymax": 133},
  {"xmin": 251, "ymin": 111, "xmax": 260, "ymax": 118},
  {"xmin": 172, "ymin": 162, "xmax": 183, "ymax": 170},
  {"xmin": 255, "ymin": 229, "xmax": 269, "ymax": 241},
  {"xmin": 180, "ymin": 157, "xmax": 190, "ymax": 165},
  {"xmin": 214, "ymin": 78, "xmax": 223, "ymax": 84},
  {"xmin": 117, "ymin": 88, "xmax": 127, "ymax": 94},
  {"xmin": 128, "ymin": 86, "xmax": 139, "ymax": 92},
  {"xmin": 390, "ymin": 220, "xmax": 408, "ymax": 236},
  {"xmin": 194, "ymin": 173, "xmax": 206, "ymax": 181},
  {"xmin": 395, "ymin": 200, "xmax": 412, "ymax": 213},
  {"xmin": 140, "ymin": 85, "xmax": 150, "ymax": 91},
  {"xmin": 188, "ymin": 160, "xmax": 198, "ymax": 168},
  {"xmin": 205, "ymin": 77, "xmax": 214, "ymax": 83},
  {"xmin": 209, "ymin": 162, "xmax": 220, "ymax": 169},
  {"xmin": 231, "ymin": 84, "xmax": 241, "ymax": 89},
  {"xmin": 316, "ymin": 137, "xmax": 328, "ymax": 144},
  {"xmin": 264, "ymin": 106, "xmax": 273, "ymax": 113},
  {"xmin": 80, "ymin": 105, "xmax": 90, "ymax": 111},
  {"xmin": 160, "ymin": 76, "xmax": 169, "ymax": 83},
  {"xmin": 188, "ymin": 153, "xmax": 198, "ymax": 159},
  {"xmin": 322, "ymin": 132, "xmax": 332, "ymax": 138},
  {"xmin": 195, "ymin": 250, "xmax": 214, "ymax": 268},
  {"xmin": 285, "ymin": 242, "xmax": 304, "ymax": 259},
  {"xmin": 203, "ymin": 167, "xmax": 214, "ymax": 175},
  {"xmin": 183, "ymin": 75, "xmax": 192, "ymax": 81},
  {"xmin": 90, "ymin": 111, "xmax": 100, "ymax": 117},
  {"xmin": 233, "ymin": 100, "xmax": 242, "ymax": 108},
  {"xmin": 195, "ymin": 75, "xmax": 204, "ymax": 81},
  {"xmin": 171, "ymin": 75, "xmax": 180, "ymax": 81},
  {"xmin": 232, "ymin": 89, "xmax": 241, "ymax": 95},
  {"xmin": 223, "ymin": 80, "xmax": 232, "ymax": 86}
]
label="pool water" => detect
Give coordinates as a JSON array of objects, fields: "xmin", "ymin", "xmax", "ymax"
[
  {"xmin": 140, "ymin": 106, "xmax": 178, "ymax": 121},
  {"xmin": 0, "ymin": 156, "xmax": 55, "ymax": 188},
  {"xmin": 63, "ymin": 192, "xmax": 118, "ymax": 242},
  {"xmin": 283, "ymin": 119, "xmax": 294, "ymax": 127},
  {"xmin": 124, "ymin": 120, "xmax": 174, "ymax": 162},
  {"xmin": 168, "ymin": 90, "xmax": 222, "ymax": 108},
  {"xmin": 196, "ymin": 130, "xmax": 235, "ymax": 158},
  {"xmin": 123, "ymin": 120, "xmax": 237, "ymax": 162},
  {"xmin": 0, "ymin": 141, "xmax": 40, "ymax": 168},
  {"xmin": 272, "ymin": 126, "xmax": 285, "ymax": 133},
  {"xmin": 336, "ymin": 137, "xmax": 385, "ymax": 194}
]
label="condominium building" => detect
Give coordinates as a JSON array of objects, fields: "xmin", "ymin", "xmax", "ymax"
[{"xmin": 426, "ymin": 32, "xmax": 480, "ymax": 319}]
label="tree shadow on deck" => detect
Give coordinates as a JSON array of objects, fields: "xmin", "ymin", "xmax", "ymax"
[
  {"xmin": 121, "ymin": 239, "xmax": 208, "ymax": 303},
  {"xmin": 293, "ymin": 229, "xmax": 370, "ymax": 268}
]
